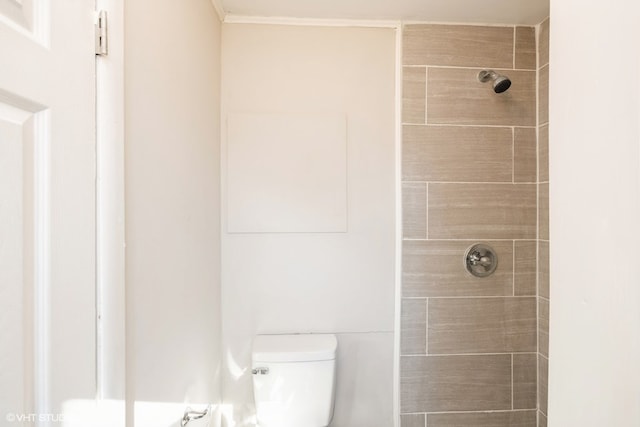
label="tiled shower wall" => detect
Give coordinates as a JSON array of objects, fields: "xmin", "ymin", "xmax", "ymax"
[
  {"xmin": 537, "ymin": 17, "xmax": 550, "ymax": 427},
  {"xmin": 400, "ymin": 23, "xmax": 548, "ymax": 427}
]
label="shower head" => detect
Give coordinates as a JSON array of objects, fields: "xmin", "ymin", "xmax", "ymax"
[{"xmin": 478, "ymin": 70, "xmax": 512, "ymax": 93}]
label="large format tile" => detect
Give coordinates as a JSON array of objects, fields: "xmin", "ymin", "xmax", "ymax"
[
  {"xmin": 538, "ymin": 18, "xmax": 550, "ymax": 67},
  {"xmin": 402, "ymin": 182, "xmax": 427, "ymax": 239},
  {"xmin": 401, "ymin": 414, "xmax": 425, "ymax": 427},
  {"xmin": 402, "ymin": 240, "xmax": 513, "ymax": 297},
  {"xmin": 514, "ymin": 240, "xmax": 537, "ymax": 296},
  {"xmin": 539, "ymin": 124, "xmax": 549, "ymax": 182},
  {"xmin": 513, "ymin": 353, "xmax": 538, "ymax": 409},
  {"xmin": 428, "ymin": 183, "xmax": 537, "ymax": 239},
  {"xmin": 539, "ymin": 182, "xmax": 549, "ymax": 240},
  {"xmin": 403, "ymin": 67, "xmax": 426, "ymax": 124},
  {"xmin": 538, "ymin": 241, "xmax": 549, "ymax": 299},
  {"xmin": 403, "ymin": 125, "xmax": 513, "ymax": 182},
  {"xmin": 539, "ymin": 355, "xmax": 548, "ymax": 415},
  {"xmin": 428, "ymin": 411, "xmax": 537, "ymax": 427},
  {"xmin": 538, "ymin": 411, "xmax": 548, "ymax": 427},
  {"xmin": 401, "ymin": 354, "xmax": 512, "ymax": 412},
  {"xmin": 539, "ymin": 297, "xmax": 549, "ymax": 357},
  {"xmin": 515, "ymin": 26, "xmax": 537, "ymax": 70},
  {"xmin": 403, "ymin": 24, "xmax": 514, "ymax": 68},
  {"xmin": 539, "ymin": 65, "xmax": 549, "ymax": 125},
  {"xmin": 514, "ymin": 127, "xmax": 537, "ymax": 182},
  {"xmin": 401, "ymin": 299, "xmax": 427, "ymax": 355},
  {"xmin": 428, "ymin": 297, "xmax": 537, "ymax": 354},
  {"xmin": 427, "ymin": 68, "xmax": 536, "ymax": 126}
]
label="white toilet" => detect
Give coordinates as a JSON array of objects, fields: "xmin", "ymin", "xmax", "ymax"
[{"xmin": 251, "ymin": 334, "xmax": 338, "ymax": 427}]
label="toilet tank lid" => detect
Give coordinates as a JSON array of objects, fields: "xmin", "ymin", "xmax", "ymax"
[{"xmin": 252, "ymin": 334, "xmax": 338, "ymax": 362}]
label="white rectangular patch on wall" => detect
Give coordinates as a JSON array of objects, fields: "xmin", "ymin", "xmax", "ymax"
[{"xmin": 227, "ymin": 113, "xmax": 348, "ymax": 233}]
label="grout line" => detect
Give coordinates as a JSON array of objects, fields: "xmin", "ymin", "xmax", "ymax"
[
  {"xmin": 512, "ymin": 240, "xmax": 516, "ymax": 296},
  {"xmin": 395, "ymin": 239, "xmax": 544, "ymax": 244},
  {"xmin": 402, "ymin": 123, "xmax": 537, "ymax": 129},
  {"xmin": 402, "ymin": 181, "xmax": 538, "ymax": 185},
  {"xmin": 402, "ymin": 351, "xmax": 537, "ymax": 357},
  {"xmin": 403, "ymin": 238, "xmax": 537, "ymax": 243},
  {"xmin": 403, "ymin": 64, "xmax": 535, "ymax": 72},
  {"xmin": 535, "ymin": 19, "xmax": 542, "ymax": 421},
  {"xmin": 402, "ymin": 296, "xmax": 536, "ymax": 300},
  {"xmin": 511, "ymin": 353, "xmax": 514, "ymax": 410},
  {"xmin": 401, "ymin": 409, "xmax": 536, "ymax": 416}
]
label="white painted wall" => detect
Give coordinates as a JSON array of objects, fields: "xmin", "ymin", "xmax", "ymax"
[
  {"xmin": 124, "ymin": 1, "xmax": 223, "ymax": 426},
  {"xmin": 548, "ymin": 0, "xmax": 640, "ymax": 425},
  {"xmin": 221, "ymin": 24, "xmax": 397, "ymax": 427}
]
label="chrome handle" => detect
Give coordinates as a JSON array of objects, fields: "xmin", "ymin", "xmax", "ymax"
[
  {"xmin": 181, "ymin": 405, "xmax": 211, "ymax": 427},
  {"xmin": 464, "ymin": 243, "xmax": 498, "ymax": 277}
]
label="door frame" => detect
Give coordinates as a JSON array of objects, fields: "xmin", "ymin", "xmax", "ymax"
[{"xmin": 95, "ymin": 0, "xmax": 125, "ymax": 424}]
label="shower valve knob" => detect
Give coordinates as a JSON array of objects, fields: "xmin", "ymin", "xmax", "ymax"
[{"xmin": 464, "ymin": 244, "xmax": 498, "ymax": 277}]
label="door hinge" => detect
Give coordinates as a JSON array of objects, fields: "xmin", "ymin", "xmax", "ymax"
[{"xmin": 95, "ymin": 10, "xmax": 108, "ymax": 56}]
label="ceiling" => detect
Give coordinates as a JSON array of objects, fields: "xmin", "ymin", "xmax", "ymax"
[{"xmin": 218, "ymin": 0, "xmax": 550, "ymax": 25}]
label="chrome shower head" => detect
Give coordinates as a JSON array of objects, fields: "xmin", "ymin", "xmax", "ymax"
[{"xmin": 478, "ymin": 70, "xmax": 512, "ymax": 93}]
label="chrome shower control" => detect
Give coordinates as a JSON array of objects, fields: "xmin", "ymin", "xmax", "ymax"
[
  {"xmin": 464, "ymin": 243, "xmax": 498, "ymax": 277},
  {"xmin": 252, "ymin": 367, "xmax": 269, "ymax": 375}
]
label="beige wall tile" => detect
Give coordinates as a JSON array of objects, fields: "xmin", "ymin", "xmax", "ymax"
[
  {"xmin": 539, "ymin": 297, "xmax": 549, "ymax": 357},
  {"xmin": 401, "ymin": 414, "xmax": 425, "ymax": 427},
  {"xmin": 403, "ymin": 182, "xmax": 427, "ymax": 239},
  {"xmin": 515, "ymin": 26, "xmax": 537, "ymax": 70},
  {"xmin": 401, "ymin": 355, "xmax": 512, "ymax": 412},
  {"xmin": 429, "ymin": 183, "xmax": 537, "ymax": 239},
  {"xmin": 403, "ymin": 67, "xmax": 426, "ymax": 124},
  {"xmin": 539, "ymin": 124, "xmax": 549, "ymax": 182},
  {"xmin": 428, "ymin": 297, "xmax": 537, "ymax": 354},
  {"xmin": 538, "ymin": 411, "xmax": 548, "ymax": 427},
  {"xmin": 539, "ymin": 355, "xmax": 548, "ymax": 415},
  {"xmin": 427, "ymin": 68, "xmax": 536, "ymax": 126},
  {"xmin": 402, "ymin": 240, "xmax": 513, "ymax": 297},
  {"xmin": 539, "ymin": 64, "xmax": 549, "ymax": 125},
  {"xmin": 538, "ymin": 18, "xmax": 550, "ymax": 67},
  {"xmin": 403, "ymin": 125, "xmax": 513, "ymax": 182},
  {"xmin": 513, "ymin": 353, "xmax": 538, "ymax": 409},
  {"xmin": 428, "ymin": 411, "xmax": 537, "ymax": 427},
  {"xmin": 538, "ymin": 241, "xmax": 549, "ymax": 299},
  {"xmin": 403, "ymin": 24, "xmax": 514, "ymax": 67},
  {"xmin": 539, "ymin": 182, "xmax": 549, "ymax": 240},
  {"xmin": 515, "ymin": 240, "xmax": 537, "ymax": 295},
  {"xmin": 514, "ymin": 127, "xmax": 537, "ymax": 182},
  {"xmin": 401, "ymin": 299, "xmax": 427, "ymax": 355}
]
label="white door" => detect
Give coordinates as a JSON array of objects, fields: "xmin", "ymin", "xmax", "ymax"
[{"xmin": 0, "ymin": 0, "xmax": 97, "ymax": 424}]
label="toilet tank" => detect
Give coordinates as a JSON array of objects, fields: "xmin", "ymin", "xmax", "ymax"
[{"xmin": 252, "ymin": 334, "xmax": 338, "ymax": 427}]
